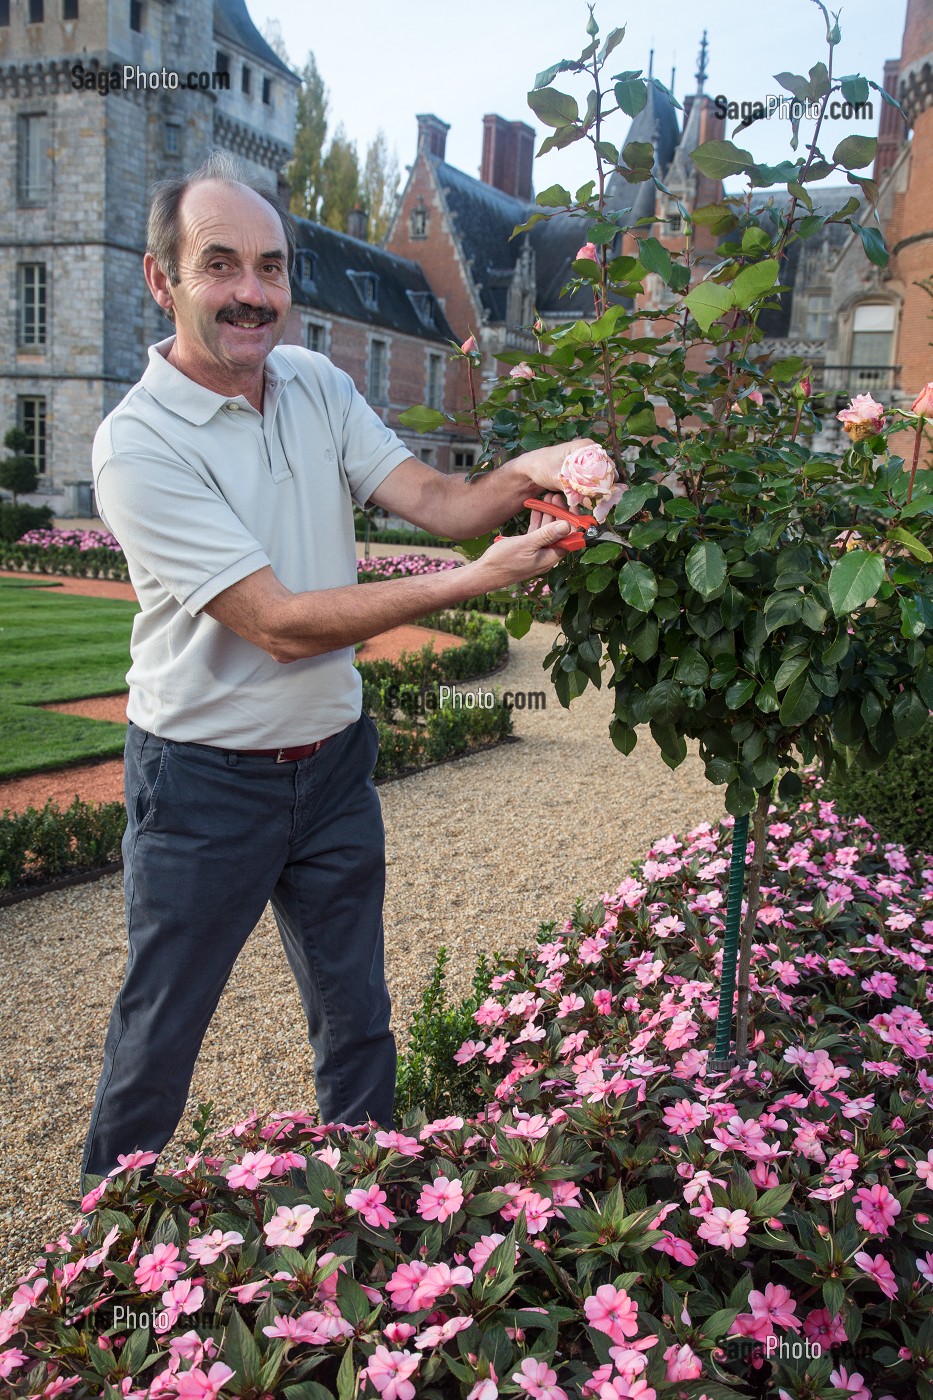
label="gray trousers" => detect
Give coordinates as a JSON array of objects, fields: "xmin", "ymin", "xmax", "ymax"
[{"xmin": 81, "ymin": 713, "xmax": 396, "ymax": 1182}]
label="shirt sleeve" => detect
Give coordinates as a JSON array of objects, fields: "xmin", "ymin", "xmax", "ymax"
[
  {"xmin": 94, "ymin": 452, "xmax": 271, "ymax": 616},
  {"xmin": 329, "ymin": 365, "xmax": 414, "ymax": 506}
]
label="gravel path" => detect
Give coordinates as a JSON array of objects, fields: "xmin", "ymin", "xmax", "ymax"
[{"xmin": 0, "ymin": 621, "xmax": 724, "ymax": 1293}]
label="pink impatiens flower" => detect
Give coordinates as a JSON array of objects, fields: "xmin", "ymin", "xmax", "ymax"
[
  {"xmin": 365, "ymin": 1347, "xmax": 420, "ymax": 1400},
  {"xmin": 225, "ymin": 1150, "xmax": 278, "ymax": 1190},
  {"xmin": 854, "ymin": 1250, "xmax": 898, "ymax": 1298},
  {"xmin": 663, "ymin": 1342, "xmax": 703, "ymax": 1381},
  {"xmin": 262, "ymin": 1204, "xmax": 320, "ymax": 1247},
  {"xmin": 186, "ymin": 1229, "xmax": 244, "ymax": 1265},
  {"xmin": 134, "ymin": 1242, "xmax": 185, "ymax": 1293},
  {"xmin": 512, "ymin": 1357, "xmax": 568, "ymax": 1400},
  {"xmin": 854, "ymin": 1183, "xmax": 901, "ymax": 1237},
  {"xmin": 165, "ymin": 1362, "xmax": 235, "ymax": 1399},
  {"xmin": 584, "ymin": 1284, "xmax": 639, "ymax": 1344},
  {"xmin": 416, "ymin": 1176, "xmax": 464, "ymax": 1223},
  {"xmin": 696, "ymin": 1207, "xmax": 751, "ymax": 1251},
  {"xmin": 346, "ymin": 1184, "xmax": 397, "ymax": 1230}
]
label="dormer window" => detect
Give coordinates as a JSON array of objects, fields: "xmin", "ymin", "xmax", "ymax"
[
  {"xmin": 407, "ymin": 290, "xmax": 436, "ymax": 327},
  {"xmin": 296, "ymin": 250, "xmax": 316, "ymax": 290},
  {"xmin": 349, "ymin": 271, "xmax": 379, "ymax": 310},
  {"xmin": 410, "ymin": 202, "xmax": 428, "ymax": 239}
]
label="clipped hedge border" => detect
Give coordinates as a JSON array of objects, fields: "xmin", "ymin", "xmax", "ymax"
[{"xmin": 0, "ymin": 612, "xmax": 513, "ymax": 897}]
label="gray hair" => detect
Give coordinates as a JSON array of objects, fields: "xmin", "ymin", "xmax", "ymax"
[{"xmin": 146, "ymin": 149, "xmax": 296, "ymax": 285}]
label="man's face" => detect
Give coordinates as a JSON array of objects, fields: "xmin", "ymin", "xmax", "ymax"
[{"xmin": 163, "ymin": 180, "xmax": 292, "ymax": 386}]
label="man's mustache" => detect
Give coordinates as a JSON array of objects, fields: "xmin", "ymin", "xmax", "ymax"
[{"xmin": 216, "ymin": 303, "xmax": 278, "ymax": 324}]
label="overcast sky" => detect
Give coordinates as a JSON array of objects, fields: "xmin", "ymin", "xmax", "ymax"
[{"xmin": 246, "ymin": 0, "xmax": 908, "ymax": 197}]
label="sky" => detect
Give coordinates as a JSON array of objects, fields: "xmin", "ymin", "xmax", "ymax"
[{"xmin": 246, "ymin": 0, "xmax": 909, "ymax": 199}]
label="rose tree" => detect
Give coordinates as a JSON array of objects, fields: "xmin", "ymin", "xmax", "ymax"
[{"xmin": 401, "ymin": 4, "xmax": 933, "ymax": 1063}]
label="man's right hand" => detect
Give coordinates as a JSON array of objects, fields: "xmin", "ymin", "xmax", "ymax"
[{"xmin": 469, "ymin": 500, "xmax": 573, "ymax": 592}]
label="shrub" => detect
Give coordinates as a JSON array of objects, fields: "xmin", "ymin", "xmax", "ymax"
[
  {"xmin": 825, "ymin": 715, "xmax": 933, "ymax": 853},
  {"xmin": 0, "ymin": 504, "xmax": 54, "ymax": 544},
  {"xmin": 3, "ymin": 787, "xmax": 933, "ymax": 1399},
  {"xmin": 394, "ymin": 947, "xmax": 492, "ymax": 1120},
  {"xmin": 0, "ymin": 798, "xmax": 126, "ymax": 892}
]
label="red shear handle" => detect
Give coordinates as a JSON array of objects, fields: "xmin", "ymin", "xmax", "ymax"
[{"xmin": 493, "ymin": 497, "xmax": 596, "ymax": 552}]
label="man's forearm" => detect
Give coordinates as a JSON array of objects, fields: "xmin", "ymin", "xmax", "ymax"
[
  {"xmin": 433, "ymin": 458, "xmax": 537, "ymax": 539},
  {"xmin": 272, "ymin": 560, "xmax": 494, "ymax": 661}
]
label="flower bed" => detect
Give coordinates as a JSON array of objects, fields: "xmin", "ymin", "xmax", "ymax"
[{"xmin": 3, "ymin": 787, "xmax": 931, "ymax": 1398}]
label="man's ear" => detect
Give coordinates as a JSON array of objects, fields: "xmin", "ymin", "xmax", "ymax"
[{"xmin": 144, "ymin": 253, "xmax": 176, "ymax": 320}]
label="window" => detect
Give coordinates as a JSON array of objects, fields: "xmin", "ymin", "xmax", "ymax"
[
  {"xmin": 129, "ymin": 0, "xmax": 143, "ymax": 32},
  {"xmin": 407, "ymin": 290, "xmax": 435, "ymax": 327},
  {"xmin": 216, "ymin": 50, "xmax": 230, "ymax": 74},
  {"xmin": 426, "ymin": 352, "xmax": 443, "ymax": 410},
  {"xmin": 349, "ymin": 271, "xmax": 379, "ymax": 310},
  {"xmin": 410, "ymin": 202, "xmax": 428, "ymax": 239},
  {"xmin": 296, "ymin": 250, "xmax": 316, "ymax": 290},
  {"xmin": 28, "ymin": 0, "xmax": 43, "ymax": 21},
  {"xmin": 63, "ymin": 0, "xmax": 78, "ymax": 17},
  {"xmin": 164, "ymin": 122, "xmax": 181, "ymax": 156},
  {"xmin": 453, "ymin": 450, "xmax": 476, "ymax": 470},
  {"xmin": 18, "ymin": 397, "xmax": 47, "ymax": 476},
  {"xmin": 0, "ymin": 2, "xmax": 9, "ymax": 25},
  {"xmin": 851, "ymin": 303, "xmax": 895, "ymax": 366},
  {"xmin": 241, "ymin": 65, "xmax": 251, "ymax": 95},
  {"xmin": 368, "ymin": 339, "xmax": 387, "ymax": 403},
  {"xmin": 17, "ymin": 114, "xmax": 49, "ymax": 205},
  {"xmin": 805, "ymin": 293, "xmax": 830, "ymax": 340},
  {"xmin": 420, "ymin": 447, "xmax": 434, "ymax": 465},
  {"xmin": 305, "ymin": 321, "xmax": 326, "ymax": 354},
  {"xmin": 262, "ymin": 77, "xmax": 272, "ymax": 105},
  {"xmin": 18, "ymin": 264, "xmax": 47, "ymax": 349}
]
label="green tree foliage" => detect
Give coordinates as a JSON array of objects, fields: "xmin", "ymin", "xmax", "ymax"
[
  {"xmin": 319, "ymin": 123, "xmax": 361, "ymax": 233},
  {"xmin": 0, "ymin": 428, "xmax": 38, "ymax": 503},
  {"xmin": 287, "ymin": 52, "xmax": 329, "ymax": 221},
  {"xmin": 362, "ymin": 130, "xmax": 400, "ymax": 243}
]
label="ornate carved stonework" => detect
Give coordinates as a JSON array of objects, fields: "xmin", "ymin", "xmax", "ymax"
[
  {"xmin": 213, "ymin": 112, "xmax": 290, "ymax": 174},
  {"xmin": 899, "ymin": 54, "xmax": 933, "ymax": 127}
]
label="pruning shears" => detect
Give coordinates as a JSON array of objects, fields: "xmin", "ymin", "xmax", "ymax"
[{"xmin": 496, "ymin": 497, "xmax": 626, "ymax": 553}]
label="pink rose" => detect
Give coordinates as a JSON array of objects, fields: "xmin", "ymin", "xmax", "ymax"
[
  {"xmin": 576, "ymin": 242, "xmax": 599, "ymax": 262},
  {"xmin": 461, "ymin": 335, "xmax": 478, "ymax": 354},
  {"xmin": 911, "ymin": 382, "xmax": 933, "ymax": 417},
  {"xmin": 558, "ymin": 444, "xmax": 625, "ymax": 523},
  {"xmin": 837, "ymin": 393, "xmax": 885, "ymax": 441},
  {"xmin": 510, "ymin": 362, "xmax": 535, "ymax": 380},
  {"xmin": 748, "ymin": 390, "xmax": 764, "ymax": 406}
]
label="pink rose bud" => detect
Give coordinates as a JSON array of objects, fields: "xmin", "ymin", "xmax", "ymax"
[
  {"xmin": 800, "ymin": 375, "xmax": 812, "ymax": 398},
  {"xmin": 510, "ymin": 362, "xmax": 535, "ymax": 380},
  {"xmin": 533, "ymin": 318, "xmax": 545, "ymax": 333},
  {"xmin": 911, "ymin": 381, "xmax": 933, "ymax": 417},
  {"xmin": 558, "ymin": 444, "xmax": 626, "ymax": 522},
  {"xmin": 460, "ymin": 335, "xmax": 477, "ymax": 354},
  {"xmin": 748, "ymin": 390, "xmax": 764, "ymax": 406},
  {"xmin": 575, "ymin": 242, "xmax": 599, "ymax": 262},
  {"xmin": 837, "ymin": 392, "xmax": 885, "ymax": 441}
]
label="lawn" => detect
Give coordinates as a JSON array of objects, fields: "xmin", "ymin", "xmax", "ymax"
[{"xmin": 0, "ymin": 583, "xmax": 136, "ymax": 779}]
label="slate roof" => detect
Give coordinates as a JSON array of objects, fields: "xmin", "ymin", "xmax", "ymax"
[
  {"xmin": 291, "ymin": 218, "xmax": 455, "ymax": 343},
  {"xmin": 213, "ymin": 0, "xmax": 298, "ymax": 82},
  {"xmin": 747, "ymin": 186, "xmax": 861, "ymax": 336},
  {"xmin": 605, "ymin": 81, "xmax": 682, "ymax": 224},
  {"xmin": 431, "ymin": 160, "xmax": 594, "ymax": 321}
]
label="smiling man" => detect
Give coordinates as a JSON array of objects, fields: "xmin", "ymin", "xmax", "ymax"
[{"xmin": 82, "ymin": 150, "xmax": 587, "ymax": 1185}]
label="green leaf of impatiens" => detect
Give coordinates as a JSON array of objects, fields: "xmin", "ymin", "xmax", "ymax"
[
  {"xmin": 619, "ymin": 560, "xmax": 658, "ymax": 612},
  {"xmin": 615, "ymin": 75, "xmax": 647, "ymax": 117},
  {"xmin": 527, "ymin": 87, "xmax": 579, "ymax": 127},
  {"xmin": 833, "ymin": 134, "xmax": 877, "ymax": 169},
  {"xmin": 779, "ymin": 672, "xmax": 821, "ymax": 726},
  {"xmin": 684, "ymin": 282, "xmax": 736, "ymax": 333},
  {"xmin": 828, "ymin": 550, "xmax": 885, "ymax": 614},
  {"xmin": 397, "ymin": 404, "xmax": 447, "ymax": 433},
  {"xmin": 685, "ymin": 540, "xmax": 727, "ymax": 598},
  {"xmin": 637, "ymin": 236, "xmax": 674, "ymax": 284},
  {"xmin": 690, "ymin": 138, "xmax": 754, "ymax": 179},
  {"xmin": 732, "ymin": 258, "xmax": 780, "ymax": 309}
]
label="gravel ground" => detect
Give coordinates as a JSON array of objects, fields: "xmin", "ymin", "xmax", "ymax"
[{"xmin": 0, "ymin": 621, "xmax": 724, "ymax": 1294}]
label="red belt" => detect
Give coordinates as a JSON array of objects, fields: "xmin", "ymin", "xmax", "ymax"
[{"xmin": 234, "ymin": 736, "xmax": 332, "ymax": 763}]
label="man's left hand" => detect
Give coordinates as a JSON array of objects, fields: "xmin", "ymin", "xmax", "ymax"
[{"xmin": 520, "ymin": 437, "xmax": 598, "ymax": 497}]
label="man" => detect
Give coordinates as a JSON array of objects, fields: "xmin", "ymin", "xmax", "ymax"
[{"xmin": 82, "ymin": 151, "xmax": 587, "ymax": 1184}]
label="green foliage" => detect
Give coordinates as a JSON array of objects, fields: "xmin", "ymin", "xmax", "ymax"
[
  {"xmin": 825, "ymin": 714, "xmax": 933, "ymax": 852},
  {"xmin": 394, "ymin": 946, "xmax": 492, "ymax": 1117},
  {"xmin": 0, "ymin": 503, "xmax": 53, "ymax": 543},
  {"xmin": 0, "ymin": 797, "xmax": 126, "ymax": 893},
  {"xmin": 0, "ymin": 429, "xmax": 39, "ymax": 503}
]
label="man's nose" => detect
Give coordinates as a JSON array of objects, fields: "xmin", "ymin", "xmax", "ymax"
[{"xmin": 230, "ymin": 265, "xmax": 268, "ymax": 305}]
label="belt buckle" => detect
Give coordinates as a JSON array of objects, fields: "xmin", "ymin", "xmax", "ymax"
[{"xmin": 276, "ymin": 747, "xmax": 287, "ymax": 763}]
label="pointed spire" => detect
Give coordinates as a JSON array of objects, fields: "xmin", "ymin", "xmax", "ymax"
[
  {"xmin": 648, "ymin": 47, "xmax": 654, "ymax": 79},
  {"xmin": 670, "ymin": 64, "xmax": 676, "ymax": 97},
  {"xmin": 695, "ymin": 29, "xmax": 709, "ymax": 94}
]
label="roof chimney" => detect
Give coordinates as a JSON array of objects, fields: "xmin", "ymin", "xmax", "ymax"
[
  {"xmin": 480, "ymin": 115, "xmax": 535, "ymax": 201},
  {"xmin": 416, "ymin": 113, "xmax": 450, "ymax": 160},
  {"xmin": 874, "ymin": 57, "xmax": 905, "ymax": 183},
  {"xmin": 347, "ymin": 205, "xmax": 368, "ymax": 241}
]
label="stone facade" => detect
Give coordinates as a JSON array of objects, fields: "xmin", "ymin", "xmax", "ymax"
[{"xmin": 0, "ymin": 0, "xmax": 298, "ymax": 509}]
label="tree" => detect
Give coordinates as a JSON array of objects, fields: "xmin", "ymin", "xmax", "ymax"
[
  {"xmin": 319, "ymin": 124, "xmax": 362, "ymax": 234},
  {"xmin": 287, "ymin": 53, "xmax": 329, "ymax": 221},
  {"xmin": 0, "ymin": 428, "xmax": 38, "ymax": 503},
  {"xmin": 260, "ymin": 18, "xmax": 291, "ymax": 66},
  {"xmin": 362, "ymin": 130, "xmax": 400, "ymax": 244}
]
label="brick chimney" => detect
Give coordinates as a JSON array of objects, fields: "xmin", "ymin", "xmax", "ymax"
[
  {"xmin": 873, "ymin": 58, "xmax": 904, "ymax": 184},
  {"xmin": 416, "ymin": 114, "xmax": 450, "ymax": 160},
  {"xmin": 346, "ymin": 205, "xmax": 367, "ymax": 241},
  {"xmin": 480, "ymin": 115, "xmax": 535, "ymax": 201}
]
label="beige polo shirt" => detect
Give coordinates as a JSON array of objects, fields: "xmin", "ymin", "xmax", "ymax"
[{"xmin": 92, "ymin": 337, "xmax": 412, "ymax": 746}]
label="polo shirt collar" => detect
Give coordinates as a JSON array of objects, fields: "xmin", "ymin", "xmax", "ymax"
[{"xmin": 142, "ymin": 336, "xmax": 297, "ymax": 425}]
